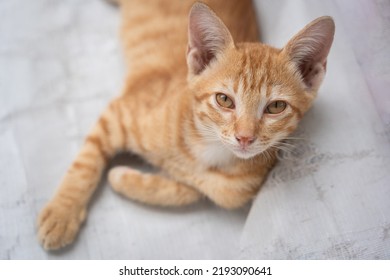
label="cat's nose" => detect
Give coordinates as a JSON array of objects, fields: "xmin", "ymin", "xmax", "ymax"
[{"xmin": 235, "ymin": 135, "xmax": 256, "ymax": 147}]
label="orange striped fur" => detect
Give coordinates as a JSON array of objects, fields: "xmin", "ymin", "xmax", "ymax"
[{"xmin": 38, "ymin": 0, "xmax": 334, "ymax": 250}]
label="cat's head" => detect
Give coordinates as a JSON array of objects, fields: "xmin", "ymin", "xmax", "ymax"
[{"xmin": 186, "ymin": 3, "xmax": 334, "ymax": 161}]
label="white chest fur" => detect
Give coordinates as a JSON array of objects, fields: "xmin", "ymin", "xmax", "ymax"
[{"xmin": 195, "ymin": 141, "xmax": 235, "ymax": 168}]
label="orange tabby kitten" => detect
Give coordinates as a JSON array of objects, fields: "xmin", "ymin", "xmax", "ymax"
[{"xmin": 38, "ymin": 0, "xmax": 335, "ymax": 250}]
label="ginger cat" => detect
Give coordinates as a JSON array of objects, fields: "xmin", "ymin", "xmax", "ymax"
[{"xmin": 38, "ymin": 0, "xmax": 335, "ymax": 250}]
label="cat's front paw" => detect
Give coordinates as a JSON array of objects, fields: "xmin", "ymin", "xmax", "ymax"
[{"xmin": 37, "ymin": 200, "xmax": 86, "ymax": 250}]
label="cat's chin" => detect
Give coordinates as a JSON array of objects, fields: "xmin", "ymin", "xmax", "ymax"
[{"xmin": 231, "ymin": 149, "xmax": 260, "ymax": 160}]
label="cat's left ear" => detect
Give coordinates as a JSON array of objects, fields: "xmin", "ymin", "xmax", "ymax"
[
  {"xmin": 282, "ymin": 16, "xmax": 335, "ymax": 91},
  {"xmin": 187, "ymin": 2, "xmax": 234, "ymax": 76}
]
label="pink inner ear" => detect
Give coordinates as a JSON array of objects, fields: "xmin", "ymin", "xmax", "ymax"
[
  {"xmin": 187, "ymin": 3, "xmax": 233, "ymax": 75},
  {"xmin": 299, "ymin": 61, "xmax": 326, "ymax": 89},
  {"xmin": 187, "ymin": 47, "xmax": 206, "ymax": 75}
]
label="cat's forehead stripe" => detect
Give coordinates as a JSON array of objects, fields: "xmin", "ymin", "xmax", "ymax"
[
  {"xmin": 238, "ymin": 77, "xmax": 245, "ymax": 96},
  {"xmin": 268, "ymin": 85, "xmax": 281, "ymax": 98},
  {"xmin": 260, "ymin": 83, "xmax": 268, "ymax": 98},
  {"xmin": 234, "ymin": 50, "xmax": 279, "ymax": 97},
  {"xmin": 232, "ymin": 76, "xmax": 239, "ymax": 94}
]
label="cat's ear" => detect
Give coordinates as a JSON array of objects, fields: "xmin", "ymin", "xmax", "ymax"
[
  {"xmin": 282, "ymin": 16, "xmax": 335, "ymax": 91},
  {"xmin": 187, "ymin": 2, "xmax": 234, "ymax": 76}
]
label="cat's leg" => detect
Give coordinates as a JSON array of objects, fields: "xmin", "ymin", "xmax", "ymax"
[
  {"xmin": 38, "ymin": 98, "xmax": 128, "ymax": 250},
  {"xmin": 108, "ymin": 166, "xmax": 202, "ymax": 206},
  {"xmin": 191, "ymin": 171, "xmax": 263, "ymax": 209},
  {"xmin": 109, "ymin": 165, "xmax": 261, "ymax": 209},
  {"xmin": 198, "ymin": 180, "xmax": 258, "ymax": 209}
]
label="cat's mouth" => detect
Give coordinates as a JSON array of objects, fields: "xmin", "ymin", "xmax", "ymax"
[
  {"xmin": 218, "ymin": 136, "xmax": 263, "ymax": 160},
  {"xmin": 230, "ymin": 145, "xmax": 260, "ymax": 160}
]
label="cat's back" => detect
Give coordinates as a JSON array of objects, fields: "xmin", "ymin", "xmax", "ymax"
[{"xmin": 118, "ymin": 0, "xmax": 259, "ymax": 73}]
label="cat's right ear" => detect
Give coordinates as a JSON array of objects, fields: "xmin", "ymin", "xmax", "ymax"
[{"xmin": 187, "ymin": 2, "xmax": 234, "ymax": 76}]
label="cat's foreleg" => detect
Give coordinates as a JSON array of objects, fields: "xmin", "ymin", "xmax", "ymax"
[
  {"xmin": 38, "ymin": 98, "xmax": 128, "ymax": 250},
  {"xmin": 108, "ymin": 166, "xmax": 202, "ymax": 206},
  {"xmin": 108, "ymin": 165, "xmax": 259, "ymax": 209},
  {"xmin": 192, "ymin": 172, "xmax": 261, "ymax": 209}
]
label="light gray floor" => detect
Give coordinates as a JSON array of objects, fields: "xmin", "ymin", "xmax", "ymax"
[{"xmin": 1, "ymin": 0, "xmax": 389, "ymax": 259}]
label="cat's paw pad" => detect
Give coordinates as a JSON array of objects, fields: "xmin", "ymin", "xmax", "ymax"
[
  {"xmin": 38, "ymin": 201, "xmax": 86, "ymax": 250},
  {"xmin": 108, "ymin": 166, "xmax": 139, "ymax": 193}
]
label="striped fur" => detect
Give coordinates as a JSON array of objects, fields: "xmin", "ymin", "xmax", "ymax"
[{"xmin": 38, "ymin": 0, "xmax": 334, "ymax": 250}]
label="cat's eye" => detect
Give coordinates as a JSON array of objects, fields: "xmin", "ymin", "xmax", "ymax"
[
  {"xmin": 265, "ymin": 101, "xmax": 287, "ymax": 114},
  {"xmin": 215, "ymin": 93, "xmax": 235, "ymax": 109}
]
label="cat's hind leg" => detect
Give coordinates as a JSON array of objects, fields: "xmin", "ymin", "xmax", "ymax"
[{"xmin": 108, "ymin": 166, "xmax": 202, "ymax": 207}]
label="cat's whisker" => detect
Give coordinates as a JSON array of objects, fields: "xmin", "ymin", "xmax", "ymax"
[
  {"xmin": 261, "ymin": 149, "xmax": 276, "ymax": 164},
  {"xmin": 275, "ymin": 142, "xmax": 295, "ymax": 150},
  {"xmin": 269, "ymin": 140, "xmax": 301, "ymax": 161},
  {"xmin": 273, "ymin": 143, "xmax": 295, "ymax": 152},
  {"xmin": 282, "ymin": 136, "xmax": 306, "ymax": 141}
]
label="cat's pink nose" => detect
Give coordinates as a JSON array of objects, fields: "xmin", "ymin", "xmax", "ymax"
[{"xmin": 235, "ymin": 135, "xmax": 256, "ymax": 147}]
